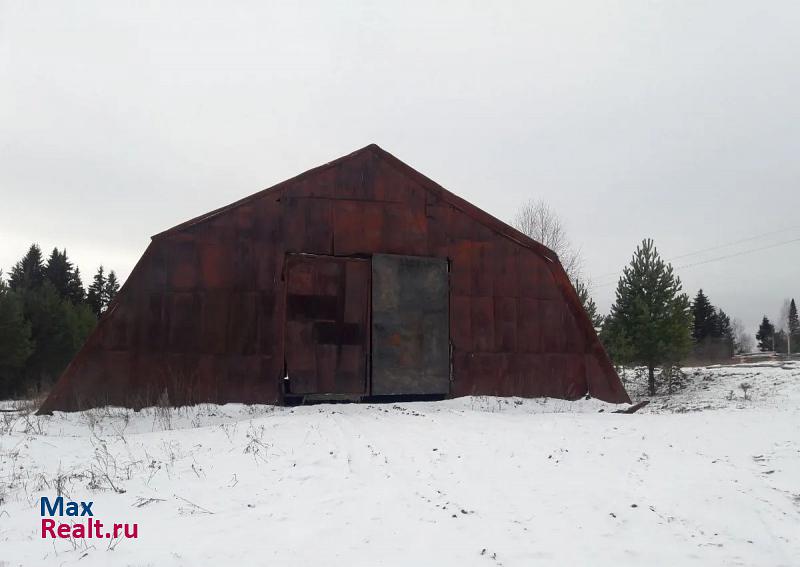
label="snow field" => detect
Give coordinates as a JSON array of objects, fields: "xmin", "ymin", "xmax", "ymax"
[{"xmin": 1, "ymin": 362, "xmax": 798, "ymax": 566}]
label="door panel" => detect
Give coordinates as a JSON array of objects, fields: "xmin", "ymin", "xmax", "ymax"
[
  {"xmin": 284, "ymin": 255, "xmax": 369, "ymax": 395},
  {"xmin": 371, "ymin": 254, "xmax": 450, "ymax": 395}
]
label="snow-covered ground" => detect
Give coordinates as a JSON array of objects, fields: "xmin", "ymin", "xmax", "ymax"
[{"xmin": 1, "ymin": 362, "xmax": 798, "ymax": 566}]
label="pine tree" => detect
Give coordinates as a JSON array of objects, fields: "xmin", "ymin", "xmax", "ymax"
[
  {"xmin": 788, "ymin": 299, "xmax": 799, "ymax": 354},
  {"xmin": 691, "ymin": 289, "xmax": 717, "ymax": 342},
  {"xmin": 0, "ymin": 275, "xmax": 33, "ymax": 396},
  {"xmin": 103, "ymin": 270, "xmax": 120, "ymax": 308},
  {"xmin": 600, "ymin": 239, "xmax": 692, "ymax": 395},
  {"xmin": 574, "ymin": 279, "xmax": 603, "ymax": 328},
  {"xmin": 690, "ymin": 289, "xmax": 736, "ymax": 361},
  {"xmin": 66, "ymin": 266, "xmax": 86, "ymax": 304},
  {"xmin": 756, "ymin": 316, "xmax": 775, "ymax": 352},
  {"xmin": 9, "ymin": 244, "xmax": 44, "ymax": 290},
  {"xmin": 43, "ymin": 248, "xmax": 73, "ymax": 299},
  {"xmin": 86, "ymin": 266, "xmax": 106, "ymax": 317}
]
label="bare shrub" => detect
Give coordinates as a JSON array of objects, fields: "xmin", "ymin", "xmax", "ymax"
[
  {"xmin": 220, "ymin": 422, "xmax": 238, "ymax": 443},
  {"xmin": 244, "ymin": 423, "xmax": 270, "ymax": 463},
  {"xmin": 161, "ymin": 440, "xmax": 180, "ymax": 465},
  {"xmin": 21, "ymin": 413, "xmax": 48, "ymax": 436},
  {"xmin": 175, "ymin": 494, "xmax": 214, "ymax": 515},
  {"xmin": 107, "ymin": 408, "xmax": 131, "ymax": 442},
  {"xmin": 152, "ymin": 389, "xmax": 173, "ymax": 431},
  {"xmin": 83, "ymin": 406, "xmax": 131, "ymax": 443},
  {"xmin": 87, "ymin": 439, "xmax": 126, "ymax": 493},
  {"xmin": 143, "ymin": 451, "xmax": 164, "ymax": 486},
  {"xmin": 6, "ymin": 391, "xmax": 51, "ymax": 436},
  {"xmin": 34, "ymin": 466, "xmax": 83, "ymax": 502},
  {"xmin": 133, "ymin": 496, "xmax": 165, "ymax": 508},
  {"xmin": 1, "ymin": 413, "xmax": 18, "ymax": 435}
]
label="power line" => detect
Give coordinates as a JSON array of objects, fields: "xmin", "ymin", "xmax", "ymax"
[
  {"xmin": 669, "ymin": 225, "xmax": 800, "ymax": 261},
  {"xmin": 674, "ymin": 236, "xmax": 800, "ymax": 269},
  {"xmin": 592, "ymin": 224, "xmax": 800, "ymax": 282},
  {"xmin": 593, "ymin": 236, "xmax": 800, "ymax": 289}
]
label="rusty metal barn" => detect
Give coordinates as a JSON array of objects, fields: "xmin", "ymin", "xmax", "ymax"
[{"xmin": 39, "ymin": 145, "xmax": 630, "ymax": 413}]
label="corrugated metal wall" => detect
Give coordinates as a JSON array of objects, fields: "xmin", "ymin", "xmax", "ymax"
[{"xmin": 40, "ymin": 145, "xmax": 629, "ymax": 412}]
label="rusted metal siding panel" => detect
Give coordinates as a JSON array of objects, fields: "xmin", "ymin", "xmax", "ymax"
[
  {"xmin": 227, "ymin": 292, "xmax": 259, "ymax": 355},
  {"xmin": 540, "ymin": 300, "xmax": 566, "ymax": 353},
  {"xmin": 381, "ymin": 204, "xmax": 429, "ymax": 256},
  {"xmin": 199, "ymin": 291, "xmax": 229, "ymax": 354},
  {"xmin": 332, "ymin": 200, "xmax": 384, "ymax": 255},
  {"xmin": 493, "ymin": 240, "xmax": 519, "ymax": 298},
  {"xmin": 470, "ymin": 297, "xmax": 494, "ymax": 353},
  {"xmin": 449, "ymin": 242, "xmax": 474, "ymax": 297},
  {"xmin": 517, "ymin": 299, "xmax": 543, "ymax": 353},
  {"xmin": 282, "ymin": 197, "xmax": 334, "ymax": 255},
  {"xmin": 493, "ymin": 297, "xmax": 518, "ymax": 352},
  {"xmin": 168, "ymin": 292, "xmax": 201, "ymax": 352},
  {"xmin": 372, "ymin": 154, "xmax": 427, "ymax": 205}
]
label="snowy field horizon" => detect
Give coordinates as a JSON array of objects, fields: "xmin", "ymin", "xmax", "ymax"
[{"xmin": 1, "ymin": 362, "xmax": 798, "ymax": 566}]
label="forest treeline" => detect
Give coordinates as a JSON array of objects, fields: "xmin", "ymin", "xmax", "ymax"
[{"xmin": 0, "ymin": 244, "xmax": 119, "ymax": 398}]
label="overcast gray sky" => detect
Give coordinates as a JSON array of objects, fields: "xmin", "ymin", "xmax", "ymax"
[{"xmin": 2, "ymin": 1, "xmax": 799, "ymax": 333}]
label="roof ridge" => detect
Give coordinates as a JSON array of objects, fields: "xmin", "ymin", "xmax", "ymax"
[
  {"xmin": 367, "ymin": 145, "xmax": 559, "ymax": 262},
  {"xmin": 152, "ymin": 143, "xmax": 558, "ymax": 263},
  {"xmin": 153, "ymin": 144, "xmax": 382, "ymax": 238}
]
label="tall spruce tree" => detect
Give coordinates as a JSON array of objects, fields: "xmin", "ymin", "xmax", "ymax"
[
  {"xmin": 788, "ymin": 299, "xmax": 799, "ymax": 354},
  {"xmin": 87, "ymin": 266, "xmax": 106, "ymax": 317},
  {"xmin": 66, "ymin": 266, "xmax": 86, "ymax": 304},
  {"xmin": 43, "ymin": 248, "xmax": 73, "ymax": 298},
  {"xmin": 789, "ymin": 299, "xmax": 800, "ymax": 333},
  {"xmin": 756, "ymin": 316, "xmax": 775, "ymax": 352},
  {"xmin": 9, "ymin": 244, "xmax": 44, "ymax": 291},
  {"xmin": 104, "ymin": 270, "xmax": 120, "ymax": 308},
  {"xmin": 600, "ymin": 239, "xmax": 692, "ymax": 395},
  {"xmin": 691, "ymin": 289, "xmax": 717, "ymax": 342}
]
